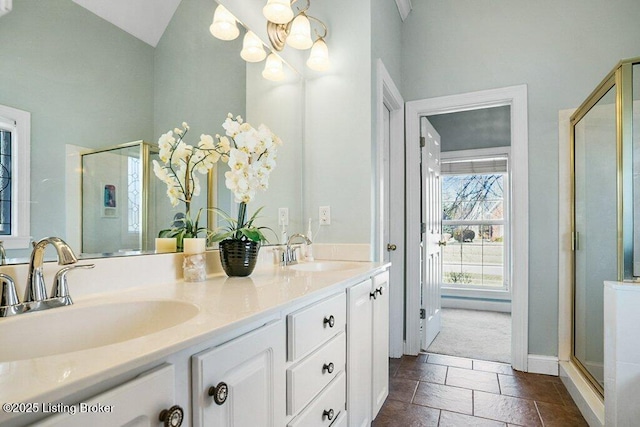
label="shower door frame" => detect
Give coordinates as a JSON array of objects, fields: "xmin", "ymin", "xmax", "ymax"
[{"xmin": 569, "ymin": 57, "xmax": 637, "ymax": 397}]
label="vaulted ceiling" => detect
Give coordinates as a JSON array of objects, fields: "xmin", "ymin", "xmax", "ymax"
[{"xmin": 72, "ymin": 0, "xmax": 182, "ymax": 47}]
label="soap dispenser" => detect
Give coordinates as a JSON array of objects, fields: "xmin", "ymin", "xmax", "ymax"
[{"xmin": 305, "ymin": 218, "xmax": 314, "ymax": 261}]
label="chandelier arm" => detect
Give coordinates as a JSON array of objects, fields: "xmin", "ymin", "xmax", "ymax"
[
  {"xmin": 291, "ymin": 0, "xmax": 311, "ymax": 15},
  {"xmin": 307, "ymin": 15, "xmax": 328, "ymax": 39}
]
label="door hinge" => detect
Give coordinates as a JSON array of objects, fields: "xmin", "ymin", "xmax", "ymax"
[
  {"xmin": 571, "ymin": 231, "xmax": 579, "ymax": 251},
  {"xmin": 420, "ymin": 136, "xmax": 426, "ymax": 148},
  {"xmin": 421, "ymin": 222, "xmax": 426, "ymax": 234},
  {"xmin": 419, "ymin": 308, "xmax": 426, "ymax": 319}
]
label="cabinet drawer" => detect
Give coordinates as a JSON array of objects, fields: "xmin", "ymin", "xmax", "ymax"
[
  {"xmin": 33, "ymin": 364, "xmax": 176, "ymax": 427},
  {"xmin": 287, "ymin": 331, "xmax": 346, "ymax": 415},
  {"xmin": 288, "ymin": 292, "xmax": 346, "ymax": 361},
  {"xmin": 288, "ymin": 371, "xmax": 346, "ymax": 427}
]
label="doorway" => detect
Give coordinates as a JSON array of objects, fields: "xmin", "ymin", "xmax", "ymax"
[{"xmin": 405, "ymin": 85, "xmax": 529, "ymax": 371}]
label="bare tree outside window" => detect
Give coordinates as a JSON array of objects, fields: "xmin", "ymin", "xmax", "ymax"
[{"xmin": 442, "ymin": 173, "xmax": 506, "ymax": 288}]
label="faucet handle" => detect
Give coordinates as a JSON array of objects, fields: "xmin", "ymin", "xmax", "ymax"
[
  {"xmin": 52, "ymin": 264, "xmax": 95, "ymax": 298},
  {"xmin": 0, "ymin": 273, "xmax": 18, "ymax": 307}
]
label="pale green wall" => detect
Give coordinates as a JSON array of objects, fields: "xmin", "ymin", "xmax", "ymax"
[
  {"xmin": 304, "ymin": 0, "xmax": 373, "ymax": 245},
  {"xmin": 0, "ymin": 0, "xmax": 154, "ymax": 253},
  {"xmin": 153, "ymin": 0, "xmax": 246, "ymax": 221},
  {"xmin": 401, "ymin": 0, "xmax": 640, "ymax": 356},
  {"xmin": 372, "ymin": 0, "xmax": 403, "ymax": 92}
]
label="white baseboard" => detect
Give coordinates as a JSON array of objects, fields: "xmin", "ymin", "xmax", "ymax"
[
  {"xmin": 527, "ymin": 354, "xmax": 559, "ymax": 376},
  {"xmin": 441, "ymin": 297, "xmax": 511, "ymax": 313},
  {"xmin": 559, "ymin": 361, "xmax": 604, "ymax": 427}
]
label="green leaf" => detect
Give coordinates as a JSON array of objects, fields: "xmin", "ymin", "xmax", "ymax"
[{"xmin": 240, "ymin": 228, "xmax": 261, "ymax": 242}]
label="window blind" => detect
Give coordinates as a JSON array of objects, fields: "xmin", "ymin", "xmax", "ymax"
[{"xmin": 441, "ymin": 157, "xmax": 508, "ymax": 175}]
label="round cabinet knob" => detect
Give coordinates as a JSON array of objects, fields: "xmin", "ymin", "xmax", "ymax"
[
  {"xmin": 322, "ymin": 362, "xmax": 335, "ymax": 374},
  {"xmin": 387, "ymin": 243, "xmax": 397, "ymax": 251},
  {"xmin": 323, "ymin": 315, "xmax": 335, "ymax": 328},
  {"xmin": 159, "ymin": 405, "xmax": 184, "ymax": 427},
  {"xmin": 323, "ymin": 408, "xmax": 335, "ymax": 421},
  {"xmin": 208, "ymin": 381, "xmax": 229, "ymax": 405}
]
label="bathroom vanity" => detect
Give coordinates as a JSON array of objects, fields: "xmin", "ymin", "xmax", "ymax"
[{"xmin": 0, "ymin": 255, "xmax": 389, "ymax": 427}]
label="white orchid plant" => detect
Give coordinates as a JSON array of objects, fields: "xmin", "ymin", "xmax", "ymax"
[
  {"xmin": 210, "ymin": 113, "xmax": 282, "ymax": 243},
  {"xmin": 153, "ymin": 122, "xmax": 229, "ymax": 247},
  {"xmin": 153, "ymin": 115, "xmax": 282, "ymax": 247}
]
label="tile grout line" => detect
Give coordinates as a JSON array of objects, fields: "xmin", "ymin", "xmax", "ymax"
[
  {"xmin": 410, "ymin": 379, "xmax": 419, "ymax": 403},
  {"xmin": 534, "ymin": 400, "xmax": 545, "ymax": 426}
]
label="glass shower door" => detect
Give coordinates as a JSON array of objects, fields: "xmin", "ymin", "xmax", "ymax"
[{"xmin": 573, "ymin": 85, "xmax": 617, "ymax": 393}]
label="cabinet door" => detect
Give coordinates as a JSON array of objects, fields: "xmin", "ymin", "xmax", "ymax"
[
  {"xmin": 372, "ymin": 271, "xmax": 390, "ymax": 418},
  {"xmin": 34, "ymin": 364, "xmax": 177, "ymax": 427},
  {"xmin": 192, "ymin": 320, "xmax": 285, "ymax": 427},
  {"xmin": 347, "ymin": 279, "xmax": 373, "ymax": 427}
]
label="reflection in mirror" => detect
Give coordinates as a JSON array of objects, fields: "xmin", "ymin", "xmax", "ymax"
[
  {"xmin": 81, "ymin": 141, "xmax": 158, "ymax": 255},
  {"xmin": 0, "ymin": 0, "xmax": 303, "ymax": 263}
]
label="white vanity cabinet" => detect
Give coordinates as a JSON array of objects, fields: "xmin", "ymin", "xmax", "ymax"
[
  {"xmin": 191, "ymin": 319, "xmax": 286, "ymax": 427},
  {"xmin": 347, "ymin": 271, "xmax": 390, "ymax": 426},
  {"xmin": 33, "ymin": 364, "xmax": 179, "ymax": 427},
  {"xmin": 286, "ymin": 292, "xmax": 347, "ymax": 426},
  {"xmin": 5, "ymin": 263, "xmax": 390, "ymax": 427}
]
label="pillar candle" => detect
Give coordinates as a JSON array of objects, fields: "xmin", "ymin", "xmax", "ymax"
[
  {"xmin": 183, "ymin": 238, "xmax": 206, "ymax": 254},
  {"xmin": 155, "ymin": 237, "xmax": 177, "ymax": 253}
]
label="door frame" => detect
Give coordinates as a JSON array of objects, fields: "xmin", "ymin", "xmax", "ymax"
[
  {"xmin": 375, "ymin": 59, "xmax": 405, "ymax": 358},
  {"xmin": 405, "ymin": 85, "xmax": 529, "ymax": 372}
]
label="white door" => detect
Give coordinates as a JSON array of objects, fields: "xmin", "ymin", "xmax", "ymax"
[
  {"xmin": 420, "ymin": 117, "xmax": 443, "ymax": 350},
  {"xmin": 371, "ymin": 271, "xmax": 389, "ymax": 418},
  {"xmin": 382, "ymin": 104, "xmax": 392, "ymax": 264}
]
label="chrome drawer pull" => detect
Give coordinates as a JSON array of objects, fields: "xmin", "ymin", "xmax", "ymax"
[
  {"xmin": 323, "ymin": 315, "xmax": 335, "ymax": 328},
  {"xmin": 322, "ymin": 362, "xmax": 335, "ymax": 374},
  {"xmin": 323, "ymin": 408, "xmax": 335, "ymax": 421}
]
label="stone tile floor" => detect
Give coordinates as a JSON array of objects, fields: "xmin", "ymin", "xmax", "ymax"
[{"xmin": 373, "ymin": 353, "xmax": 588, "ymax": 426}]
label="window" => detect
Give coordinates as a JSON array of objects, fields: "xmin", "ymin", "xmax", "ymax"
[
  {"xmin": 441, "ymin": 153, "xmax": 509, "ymax": 292},
  {"xmin": 127, "ymin": 156, "xmax": 141, "ymax": 233},
  {"xmin": 0, "ymin": 104, "xmax": 30, "ymax": 249}
]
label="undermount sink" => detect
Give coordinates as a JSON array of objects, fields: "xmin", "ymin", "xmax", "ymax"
[
  {"xmin": 0, "ymin": 300, "xmax": 199, "ymax": 362},
  {"xmin": 289, "ymin": 261, "xmax": 364, "ymax": 272}
]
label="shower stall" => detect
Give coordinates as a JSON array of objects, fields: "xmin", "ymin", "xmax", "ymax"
[{"xmin": 570, "ymin": 57, "xmax": 640, "ymax": 399}]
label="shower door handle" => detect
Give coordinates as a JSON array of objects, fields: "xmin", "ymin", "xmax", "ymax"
[{"xmin": 572, "ymin": 232, "xmax": 579, "ymax": 251}]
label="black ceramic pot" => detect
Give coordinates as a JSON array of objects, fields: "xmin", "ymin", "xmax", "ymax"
[{"xmin": 219, "ymin": 239, "xmax": 261, "ymax": 277}]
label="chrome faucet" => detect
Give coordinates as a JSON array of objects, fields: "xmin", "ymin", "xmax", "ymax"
[
  {"xmin": 0, "ymin": 240, "xmax": 6, "ymax": 266},
  {"xmin": 25, "ymin": 237, "xmax": 79, "ymax": 303},
  {"xmin": 280, "ymin": 233, "xmax": 312, "ymax": 266},
  {"xmin": 0, "ymin": 237, "xmax": 94, "ymax": 317}
]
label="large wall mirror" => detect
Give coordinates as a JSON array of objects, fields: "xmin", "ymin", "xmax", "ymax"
[{"xmin": 0, "ymin": 0, "xmax": 304, "ymax": 263}]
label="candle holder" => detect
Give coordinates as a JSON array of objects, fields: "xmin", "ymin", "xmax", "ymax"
[{"xmin": 183, "ymin": 238, "xmax": 207, "ymax": 282}]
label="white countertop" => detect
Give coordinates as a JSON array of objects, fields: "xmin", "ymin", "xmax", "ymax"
[{"xmin": 0, "ymin": 260, "xmax": 388, "ymax": 417}]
